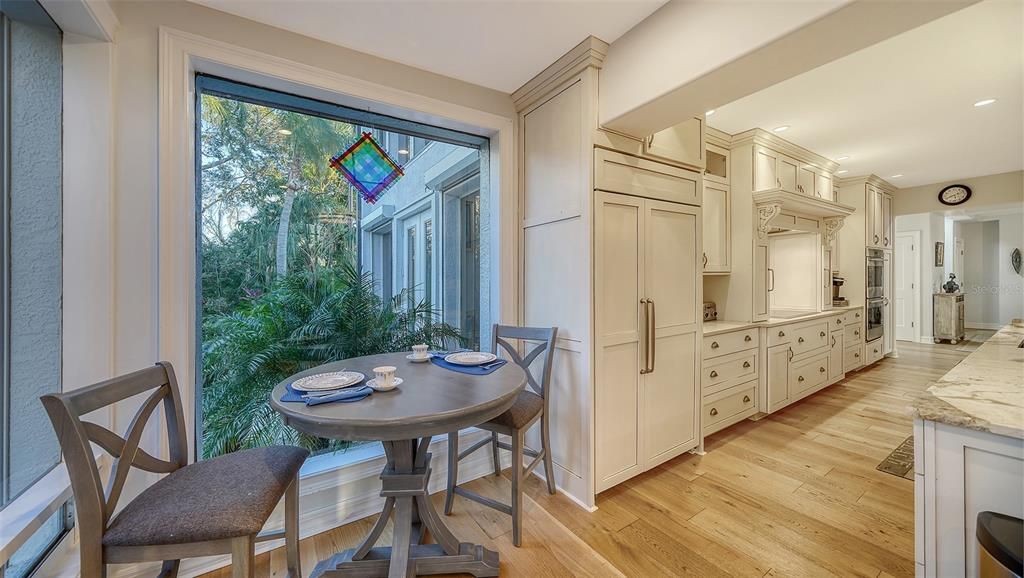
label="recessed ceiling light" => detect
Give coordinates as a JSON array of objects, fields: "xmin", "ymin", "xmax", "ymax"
[
  {"xmin": 890, "ymin": 174, "xmax": 904, "ymax": 178},
  {"xmin": 836, "ymin": 156, "xmax": 849, "ymax": 161},
  {"xmin": 772, "ymin": 126, "xmax": 789, "ymax": 133},
  {"xmin": 974, "ymin": 98, "xmax": 996, "ymax": 107},
  {"xmin": 398, "ymin": 149, "xmax": 410, "ymax": 155},
  {"xmin": 837, "ymin": 170, "xmax": 849, "ymax": 175},
  {"xmin": 278, "ymin": 129, "xmax": 293, "ymax": 135},
  {"xmin": 705, "ymin": 109, "xmax": 716, "ymax": 117}
]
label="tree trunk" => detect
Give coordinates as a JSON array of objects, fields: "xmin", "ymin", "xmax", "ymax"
[{"xmin": 275, "ymin": 188, "xmax": 296, "ymax": 278}]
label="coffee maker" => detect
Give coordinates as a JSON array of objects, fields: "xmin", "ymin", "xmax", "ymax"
[{"xmin": 832, "ymin": 274, "xmax": 848, "ymax": 307}]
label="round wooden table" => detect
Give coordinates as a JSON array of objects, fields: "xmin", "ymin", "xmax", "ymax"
[{"xmin": 270, "ymin": 352, "xmax": 526, "ymax": 578}]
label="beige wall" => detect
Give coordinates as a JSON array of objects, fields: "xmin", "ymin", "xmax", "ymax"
[{"xmin": 893, "ymin": 170, "xmax": 1024, "ymax": 216}]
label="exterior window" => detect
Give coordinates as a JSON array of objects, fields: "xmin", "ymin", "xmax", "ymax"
[
  {"xmin": 196, "ymin": 76, "xmax": 489, "ymax": 461},
  {"xmin": 1, "ymin": 0, "xmax": 62, "ymax": 507}
]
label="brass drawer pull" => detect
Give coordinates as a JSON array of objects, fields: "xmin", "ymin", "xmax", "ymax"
[
  {"xmin": 798, "ymin": 337, "xmax": 805, "ymax": 343},
  {"xmin": 710, "ymin": 408, "xmax": 719, "ymax": 416},
  {"xmin": 744, "ymin": 335, "xmax": 752, "ymax": 342},
  {"xmin": 711, "ymin": 341, "xmax": 719, "ymax": 349},
  {"xmin": 742, "ymin": 395, "xmax": 751, "ymax": 403},
  {"xmin": 837, "ymin": 319, "xmax": 842, "ymax": 324},
  {"xmin": 710, "ymin": 370, "xmax": 719, "ymax": 378},
  {"xmin": 856, "ymin": 312, "xmax": 861, "ymax": 318},
  {"xmin": 743, "ymin": 361, "xmax": 751, "ymax": 368},
  {"xmin": 855, "ymin": 330, "xmax": 860, "ymax": 335},
  {"xmin": 855, "ymin": 352, "xmax": 860, "ymax": 358},
  {"xmin": 819, "ymin": 366, "xmax": 826, "ymax": 373},
  {"xmin": 778, "ymin": 330, "xmax": 785, "ymax": 337},
  {"xmin": 798, "ymin": 376, "xmax": 805, "ymax": 382},
  {"xmin": 819, "ymin": 331, "xmax": 826, "ymax": 337}
]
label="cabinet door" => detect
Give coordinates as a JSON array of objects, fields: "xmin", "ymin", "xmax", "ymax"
[
  {"xmin": 816, "ymin": 172, "xmax": 833, "ymax": 200},
  {"xmin": 797, "ymin": 165, "xmax": 816, "ymax": 196},
  {"xmin": 643, "ymin": 117, "xmax": 705, "ymax": 170},
  {"xmin": 766, "ymin": 343, "xmax": 791, "ymax": 412},
  {"xmin": 753, "ymin": 146, "xmax": 778, "ymax": 192},
  {"xmin": 776, "ymin": 154, "xmax": 799, "ymax": 193},
  {"xmin": 868, "ymin": 187, "xmax": 883, "ymax": 247},
  {"xmin": 882, "ymin": 193, "xmax": 893, "ymax": 249},
  {"xmin": 822, "ymin": 245, "xmax": 833, "ymax": 310},
  {"xmin": 642, "ymin": 199, "xmax": 700, "ymax": 466},
  {"xmin": 753, "ymin": 239, "xmax": 770, "ymax": 321},
  {"xmin": 702, "ymin": 182, "xmax": 730, "ymax": 273},
  {"xmin": 594, "ymin": 192, "xmax": 644, "ymax": 490},
  {"xmin": 829, "ymin": 329, "xmax": 844, "ymax": 381},
  {"xmin": 705, "ymin": 144, "xmax": 729, "ymax": 185}
]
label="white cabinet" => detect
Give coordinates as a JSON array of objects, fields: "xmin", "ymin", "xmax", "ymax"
[
  {"xmin": 643, "ymin": 117, "xmax": 705, "ymax": 170},
  {"xmin": 866, "ymin": 185, "xmax": 893, "ymax": 249},
  {"xmin": 595, "ymin": 191, "xmax": 700, "ymax": 492},
  {"xmin": 594, "ymin": 148, "xmax": 701, "ymax": 206},
  {"xmin": 816, "ymin": 172, "xmax": 833, "ymax": 201},
  {"xmin": 702, "ymin": 181, "xmax": 730, "ymax": 273},
  {"xmin": 704, "ymin": 143, "xmax": 729, "ymax": 185},
  {"xmin": 798, "ymin": 164, "xmax": 816, "ymax": 196},
  {"xmin": 829, "ymin": 328, "xmax": 844, "ymax": 382},
  {"xmin": 765, "ymin": 343, "xmax": 791, "ymax": 412},
  {"xmin": 776, "ymin": 153, "xmax": 799, "ymax": 194},
  {"xmin": 753, "ymin": 146, "xmax": 778, "ymax": 192},
  {"xmin": 881, "ymin": 192, "xmax": 893, "ymax": 249},
  {"xmin": 753, "ymin": 239, "xmax": 770, "ymax": 321}
]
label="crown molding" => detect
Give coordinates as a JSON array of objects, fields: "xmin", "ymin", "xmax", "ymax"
[
  {"xmin": 512, "ymin": 35, "xmax": 609, "ymax": 112},
  {"xmin": 729, "ymin": 128, "xmax": 839, "ymax": 173},
  {"xmin": 835, "ymin": 174, "xmax": 896, "ymax": 192},
  {"xmin": 705, "ymin": 125, "xmax": 730, "ymax": 149}
]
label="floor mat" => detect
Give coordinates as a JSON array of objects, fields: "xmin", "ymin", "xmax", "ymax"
[{"xmin": 876, "ymin": 436, "xmax": 915, "ymax": 480}]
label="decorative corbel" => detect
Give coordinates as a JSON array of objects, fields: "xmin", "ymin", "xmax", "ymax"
[
  {"xmin": 823, "ymin": 216, "xmax": 846, "ymax": 244},
  {"xmin": 756, "ymin": 203, "xmax": 782, "ymax": 238}
]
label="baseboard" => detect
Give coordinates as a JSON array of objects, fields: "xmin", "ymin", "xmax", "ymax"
[
  {"xmin": 966, "ymin": 322, "xmax": 1003, "ymax": 330},
  {"xmin": 919, "ymin": 335, "xmax": 934, "ymax": 344}
]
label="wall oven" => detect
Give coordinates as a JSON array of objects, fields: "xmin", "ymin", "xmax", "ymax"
[
  {"xmin": 866, "ymin": 248, "xmax": 885, "ymax": 299},
  {"xmin": 866, "ymin": 297, "xmax": 884, "ymax": 342}
]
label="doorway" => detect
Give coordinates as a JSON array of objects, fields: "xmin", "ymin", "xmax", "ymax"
[{"xmin": 894, "ymin": 231, "xmax": 920, "ymax": 342}]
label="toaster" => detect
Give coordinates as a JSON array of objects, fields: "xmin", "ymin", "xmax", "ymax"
[{"xmin": 703, "ymin": 301, "xmax": 718, "ymax": 322}]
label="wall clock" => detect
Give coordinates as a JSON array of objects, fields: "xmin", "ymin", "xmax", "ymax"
[{"xmin": 938, "ymin": 184, "xmax": 972, "ymax": 206}]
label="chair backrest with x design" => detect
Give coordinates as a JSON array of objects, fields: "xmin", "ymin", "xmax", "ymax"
[
  {"xmin": 40, "ymin": 362, "xmax": 188, "ymax": 542},
  {"xmin": 491, "ymin": 324, "xmax": 558, "ymax": 405}
]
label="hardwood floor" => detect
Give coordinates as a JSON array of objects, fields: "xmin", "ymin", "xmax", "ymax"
[{"xmin": 201, "ymin": 339, "xmax": 970, "ymax": 577}]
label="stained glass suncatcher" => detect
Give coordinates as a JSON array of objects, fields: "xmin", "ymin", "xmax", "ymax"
[{"xmin": 329, "ymin": 132, "xmax": 405, "ymax": 204}]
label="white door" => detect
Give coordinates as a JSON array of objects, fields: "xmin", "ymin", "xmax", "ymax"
[
  {"xmin": 702, "ymin": 182, "xmax": 730, "ymax": 272},
  {"xmin": 594, "ymin": 192, "xmax": 644, "ymax": 490},
  {"xmin": 894, "ymin": 232, "xmax": 919, "ymax": 342},
  {"xmin": 641, "ymin": 199, "xmax": 699, "ymax": 467}
]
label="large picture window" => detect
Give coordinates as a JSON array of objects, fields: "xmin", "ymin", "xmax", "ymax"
[{"xmin": 196, "ymin": 76, "xmax": 490, "ymax": 460}]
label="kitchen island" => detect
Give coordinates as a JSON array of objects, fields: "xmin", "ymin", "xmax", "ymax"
[{"xmin": 912, "ymin": 319, "xmax": 1024, "ymax": 577}]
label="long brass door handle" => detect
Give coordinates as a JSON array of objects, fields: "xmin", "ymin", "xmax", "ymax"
[
  {"xmin": 788, "ymin": 347, "xmax": 794, "ymax": 361},
  {"xmin": 640, "ymin": 299, "xmax": 650, "ymax": 375},
  {"xmin": 648, "ymin": 299, "xmax": 656, "ymax": 373}
]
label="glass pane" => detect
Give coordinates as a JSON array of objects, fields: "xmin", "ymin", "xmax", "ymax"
[
  {"xmin": 4, "ymin": 503, "xmax": 69, "ymax": 578},
  {"xmin": 197, "ymin": 77, "xmax": 488, "ymax": 460},
  {"xmin": 2, "ymin": 1, "xmax": 63, "ymax": 505}
]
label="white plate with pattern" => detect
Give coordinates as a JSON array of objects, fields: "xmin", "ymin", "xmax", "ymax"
[
  {"xmin": 291, "ymin": 371, "xmax": 365, "ymax": 392},
  {"xmin": 444, "ymin": 352, "xmax": 498, "ymax": 366}
]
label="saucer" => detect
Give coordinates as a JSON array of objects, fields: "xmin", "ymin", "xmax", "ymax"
[
  {"xmin": 406, "ymin": 354, "xmax": 431, "ymax": 363},
  {"xmin": 367, "ymin": 377, "xmax": 402, "ymax": 391}
]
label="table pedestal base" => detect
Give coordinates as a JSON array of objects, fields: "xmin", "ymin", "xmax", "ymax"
[{"xmin": 311, "ymin": 438, "xmax": 499, "ymax": 578}]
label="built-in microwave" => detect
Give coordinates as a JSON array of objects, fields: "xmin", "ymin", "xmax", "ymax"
[{"xmin": 866, "ymin": 248, "xmax": 885, "ymax": 299}]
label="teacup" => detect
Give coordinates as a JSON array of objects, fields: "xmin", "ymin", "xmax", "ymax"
[
  {"xmin": 412, "ymin": 344, "xmax": 429, "ymax": 359},
  {"xmin": 373, "ymin": 366, "xmax": 397, "ymax": 388}
]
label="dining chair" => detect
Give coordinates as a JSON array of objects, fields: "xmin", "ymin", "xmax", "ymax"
[
  {"xmin": 40, "ymin": 362, "xmax": 308, "ymax": 578},
  {"xmin": 444, "ymin": 324, "xmax": 558, "ymax": 547}
]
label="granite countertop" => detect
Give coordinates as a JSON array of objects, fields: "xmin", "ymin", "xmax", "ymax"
[
  {"xmin": 911, "ymin": 319, "xmax": 1024, "ymax": 440},
  {"xmin": 703, "ymin": 306, "xmax": 863, "ymax": 335}
]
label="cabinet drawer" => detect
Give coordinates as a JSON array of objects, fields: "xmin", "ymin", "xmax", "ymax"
[
  {"xmin": 865, "ymin": 341, "xmax": 884, "ymax": 365},
  {"xmin": 790, "ymin": 353, "xmax": 829, "ymax": 396},
  {"xmin": 703, "ymin": 328, "xmax": 758, "ymax": 358},
  {"xmin": 844, "ymin": 322, "xmax": 863, "ymax": 344},
  {"xmin": 768, "ymin": 325, "xmax": 793, "ymax": 346},
  {"xmin": 829, "ymin": 314, "xmax": 846, "ymax": 331},
  {"xmin": 594, "ymin": 148, "xmax": 700, "ymax": 206},
  {"xmin": 703, "ymin": 381, "xmax": 757, "ymax": 433},
  {"xmin": 790, "ymin": 322, "xmax": 830, "ymax": 356},
  {"xmin": 844, "ymin": 344, "xmax": 863, "ymax": 372},
  {"xmin": 842, "ymin": 308, "xmax": 863, "ymax": 326},
  {"xmin": 702, "ymin": 349, "xmax": 757, "ymax": 393}
]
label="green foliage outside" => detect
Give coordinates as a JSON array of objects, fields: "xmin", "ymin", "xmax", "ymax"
[{"xmin": 199, "ymin": 94, "xmax": 463, "ymax": 459}]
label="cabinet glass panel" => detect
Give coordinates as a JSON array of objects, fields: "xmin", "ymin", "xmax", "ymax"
[{"xmin": 706, "ymin": 149, "xmax": 727, "ymax": 180}]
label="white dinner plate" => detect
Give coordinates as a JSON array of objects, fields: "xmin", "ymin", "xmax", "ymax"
[
  {"xmin": 444, "ymin": 352, "xmax": 498, "ymax": 366},
  {"xmin": 291, "ymin": 371, "xmax": 365, "ymax": 392}
]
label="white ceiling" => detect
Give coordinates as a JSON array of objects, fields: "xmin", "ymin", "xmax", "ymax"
[
  {"xmin": 190, "ymin": 0, "xmax": 666, "ymax": 93},
  {"xmin": 707, "ymin": 0, "xmax": 1023, "ymax": 188}
]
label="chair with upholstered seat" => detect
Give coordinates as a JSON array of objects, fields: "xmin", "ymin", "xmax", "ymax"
[
  {"xmin": 444, "ymin": 324, "xmax": 558, "ymax": 546},
  {"xmin": 41, "ymin": 362, "xmax": 308, "ymax": 578}
]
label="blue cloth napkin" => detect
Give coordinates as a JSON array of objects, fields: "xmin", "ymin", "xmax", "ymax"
[
  {"xmin": 281, "ymin": 383, "xmax": 372, "ymax": 405},
  {"xmin": 429, "ymin": 356, "xmax": 508, "ymax": 375}
]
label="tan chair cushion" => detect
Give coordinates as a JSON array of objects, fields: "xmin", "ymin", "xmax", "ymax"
[
  {"xmin": 103, "ymin": 445, "xmax": 308, "ymax": 547},
  {"xmin": 484, "ymin": 391, "xmax": 543, "ymax": 430}
]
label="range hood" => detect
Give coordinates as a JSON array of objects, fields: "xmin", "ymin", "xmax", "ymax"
[{"xmin": 754, "ymin": 189, "xmax": 855, "ymax": 242}]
